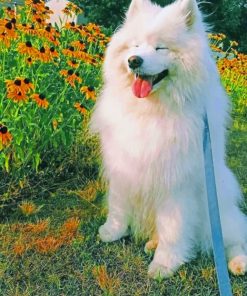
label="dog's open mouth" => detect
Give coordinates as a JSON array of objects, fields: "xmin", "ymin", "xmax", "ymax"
[{"xmin": 132, "ymin": 69, "xmax": 169, "ymax": 98}]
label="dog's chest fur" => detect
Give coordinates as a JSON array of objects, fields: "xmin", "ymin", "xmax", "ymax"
[{"xmin": 100, "ymin": 97, "xmax": 203, "ymax": 188}]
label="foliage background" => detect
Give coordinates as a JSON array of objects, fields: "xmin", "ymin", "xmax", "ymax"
[{"xmin": 73, "ymin": 0, "xmax": 247, "ymax": 52}]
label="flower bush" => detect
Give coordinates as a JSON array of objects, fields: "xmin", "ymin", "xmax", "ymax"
[
  {"xmin": 0, "ymin": 0, "xmax": 108, "ymax": 173},
  {"xmin": 209, "ymin": 33, "xmax": 247, "ymax": 131}
]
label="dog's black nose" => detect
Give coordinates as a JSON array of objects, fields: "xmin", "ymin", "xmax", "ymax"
[{"xmin": 128, "ymin": 55, "xmax": 143, "ymax": 69}]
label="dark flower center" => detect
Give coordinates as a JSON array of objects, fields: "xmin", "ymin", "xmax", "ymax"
[
  {"xmin": 79, "ymin": 40, "xmax": 84, "ymax": 45},
  {"xmin": 0, "ymin": 126, "xmax": 8, "ymax": 134},
  {"xmin": 27, "ymin": 57, "xmax": 32, "ymax": 62},
  {"xmin": 18, "ymin": 91, "xmax": 22, "ymax": 96},
  {"xmin": 11, "ymin": 18, "xmax": 16, "ymax": 24},
  {"xmin": 5, "ymin": 22, "xmax": 12, "ymax": 30},
  {"xmin": 24, "ymin": 78, "xmax": 30, "ymax": 84},
  {"xmin": 45, "ymin": 26, "xmax": 51, "ymax": 32},
  {"xmin": 50, "ymin": 47, "xmax": 55, "ymax": 52},
  {"xmin": 40, "ymin": 46, "xmax": 45, "ymax": 53},
  {"xmin": 69, "ymin": 46, "xmax": 74, "ymax": 52},
  {"xmin": 75, "ymin": 72, "xmax": 79, "ymax": 77},
  {"xmin": 70, "ymin": 22, "xmax": 75, "ymax": 27},
  {"xmin": 80, "ymin": 104, "xmax": 84, "ymax": 108},
  {"xmin": 68, "ymin": 69, "xmax": 74, "ymax": 75},
  {"xmin": 39, "ymin": 94, "xmax": 45, "ymax": 100},
  {"xmin": 45, "ymin": 6, "xmax": 50, "ymax": 10},
  {"xmin": 30, "ymin": 24, "xmax": 35, "ymax": 30},
  {"xmin": 14, "ymin": 79, "xmax": 22, "ymax": 86},
  {"xmin": 72, "ymin": 60, "xmax": 77, "ymax": 64},
  {"xmin": 88, "ymin": 86, "xmax": 94, "ymax": 91},
  {"xmin": 7, "ymin": 6, "xmax": 12, "ymax": 11},
  {"xmin": 22, "ymin": 23, "xmax": 27, "ymax": 27},
  {"xmin": 26, "ymin": 41, "xmax": 32, "ymax": 47},
  {"xmin": 37, "ymin": 18, "xmax": 42, "ymax": 23},
  {"xmin": 33, "ymin": 0, "xmax": 41, "ymax": 4}
]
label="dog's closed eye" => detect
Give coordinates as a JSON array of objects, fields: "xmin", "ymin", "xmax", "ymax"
[{"xmin": 156, "ymin": 47, "xmax": 169, "ymax": 51}]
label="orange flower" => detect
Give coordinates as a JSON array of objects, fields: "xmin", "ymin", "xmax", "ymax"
[
  {"xmin": 87, "ymin": 35, "xmax": 97, "ymax": 44},
  {"xmin": 0, "ymin": 125, "xmax": 12, "ymax": 147},
  {"xmin": 36, "ymin": 46, "xmax": 53, "ymax": 63},
  {"xmin": 39, "ymin": 25, "xmax": 60, "ymax": 41},
  {"xmin": 6, "ymin": 78, "xmax": 34, "ymax": 94},
  {"xmin": 80, "ymin": 86, "xmax": 96, "ymax": 100},
  {"xmin": 0, "ymin": 32, "xmax": 11, "ymax": 47},
  {"xmin": 62, "ymin": 46, "xmax": 79, "ymax": 58},
  {"xmin": 64, "ymin": 21, "xmax": 78, "ymax": 32},
  {"xmin": 70, "ymin": 40, "xmax": 85, "ymax": 51},
  {"xmin": 7, "ymin": 90, "xmax": 28, "ymax": 102},
  {"xmin": 8, "ymin": 80, "xmax": 29, "ymax": 94},
  {"xmin": 67, "ymin": 59, "xmax": 79, "ymax": 68},
  {"xmin": 86, "ymin": 23, "xmax": 101, "ymax": 34},
  {"xmin": 17, "ymin": 23, "xmax": 37, "ymax": 35},
  {"xmin": 18, "ymin": 41, "xmax": 39, "ymax": 57},
  {"xmin": 0, "ymin": 20, "xmax": 18, "ymax": 39},
  {"xmin": 62, "ymin": 2, "xmax": 82, "ymax": 16},
  {"xmin": 74, "ymin": 102, "xmax": 87, "ymax": 114},
  {"xmin": 26, "ymin": 57, "xmax": 34, "ymax": 65},
  {"xmin": 32, "ymin": 93, "xmax": 49, "ymax": 108},
  {"xmin": 60, "ymin": 69, "xmax": 82, "ymax": 87},
  {"xmin": 49, "ymin": 46, "xmax": 59, "ymax": 59},
  {"xmin": 5, "ymin": 6, "xmax": 16, "ymax": 19}
]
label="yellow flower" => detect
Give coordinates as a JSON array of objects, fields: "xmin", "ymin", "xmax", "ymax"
[{"xmin": 230, "ymin": 40, "xmax": 238, "ymax": 47}]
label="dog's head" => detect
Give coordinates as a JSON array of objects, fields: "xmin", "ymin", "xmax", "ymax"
[{"xmin": 104, "ymin": 0, "xmax": 210, "ymax": 100}]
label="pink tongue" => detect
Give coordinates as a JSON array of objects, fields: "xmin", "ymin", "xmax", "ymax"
[{"xmin": 132, "ymin": 77, "xmax": 152, "ymax": 98}]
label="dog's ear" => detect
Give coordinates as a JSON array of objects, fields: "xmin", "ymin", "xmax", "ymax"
[
  {"xmin": 126, "ymin": 0, "xmax": 149, "ymax": 19},
  {"xmin": 178, "ymin": 0, "xmax": 198, "ymax": 28}
]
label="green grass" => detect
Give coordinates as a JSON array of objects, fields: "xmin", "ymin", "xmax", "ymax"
[{"xmin": 0, "ymin": 118, "xmax": 246, "ymax": 296}]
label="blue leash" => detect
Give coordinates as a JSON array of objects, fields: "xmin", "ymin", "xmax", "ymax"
[{"xmin": 203, "ymin": 114, "xmax": 233, "ymax": 296}]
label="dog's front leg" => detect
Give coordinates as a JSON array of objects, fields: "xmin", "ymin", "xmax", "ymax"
[
  {"xmin": 99, "ymin": 179, "xmax": 130, "ymax": 242},
  {"xmin": 148, "ymin": 188, "xmax": 198, "ymax": 279}
]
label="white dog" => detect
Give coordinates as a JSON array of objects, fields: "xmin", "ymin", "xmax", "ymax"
[{"xmin": 91, "ymin": 0, "xmax": 247, "ymax": 278}]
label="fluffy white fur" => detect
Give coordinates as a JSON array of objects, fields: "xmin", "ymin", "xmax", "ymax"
[{"xmin": 91, "ymin": 0, "xmax": 247, "ymax": 278}]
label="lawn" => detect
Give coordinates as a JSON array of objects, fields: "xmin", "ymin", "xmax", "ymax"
[{"xmin": 0, "ymin": 2, "xmax": 246, "ymax": 296}]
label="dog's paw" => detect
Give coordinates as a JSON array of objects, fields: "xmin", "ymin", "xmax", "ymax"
[
  {"xmin": 144, "ymin": 239, "xmax": 158, "ymax": 255},
  {"xmin": 228, "ymin": 255, "xmax": 247, "ymax": 275},
  {"xmin": 148, "ymin": 260, "xmax": 174, "ymax": 280},
  {"xmin": 99, "ymin": 223, "xmax": 129, "ymax": 243}
]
